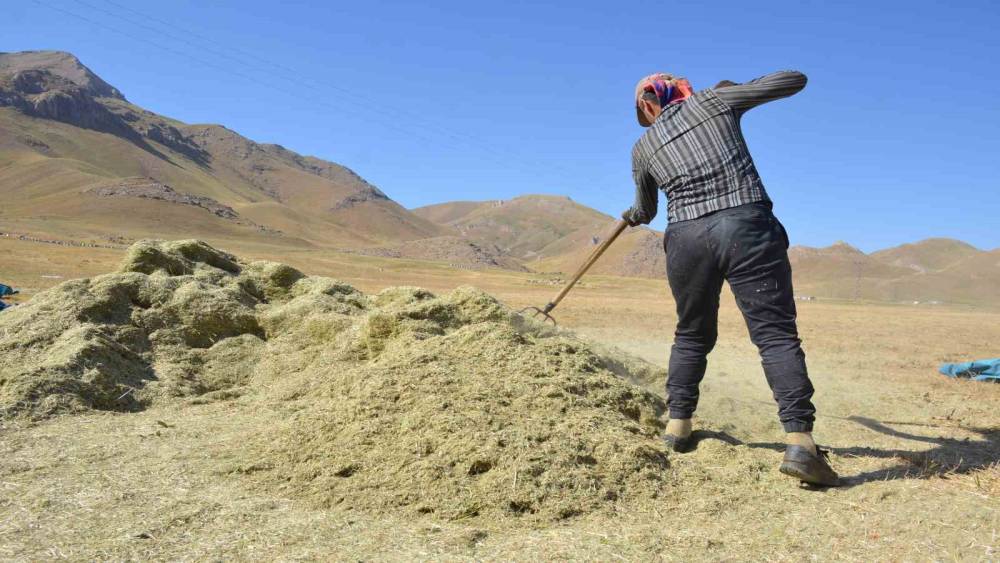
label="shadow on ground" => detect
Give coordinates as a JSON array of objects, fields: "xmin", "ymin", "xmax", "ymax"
[{"xmin": 686, "ymin": 416, "xmax": 1000, "ymax": 488}]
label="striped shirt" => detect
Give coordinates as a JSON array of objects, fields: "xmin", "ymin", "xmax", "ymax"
[{"xmin": 624, "ymin": 71, "xmax": 807, "ymax": 224}]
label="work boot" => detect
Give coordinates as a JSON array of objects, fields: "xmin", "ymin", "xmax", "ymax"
[
  {"xmin": 780, "ymin": 445, "xmax": 840, "ymax": 487},
  {"xmin": 663, "ymin": 418, "xmax": 693, "ymax": 453}
]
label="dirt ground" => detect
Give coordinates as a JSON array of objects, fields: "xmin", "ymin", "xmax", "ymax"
[{"xmin": 1, "ymin": 237, "xmax": 998, "ymax": 561}]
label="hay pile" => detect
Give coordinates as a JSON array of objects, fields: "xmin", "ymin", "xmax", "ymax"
[
  {"xmin": 0, "ymin": 240, "xmax": 256, "ymax": 415},
  {"xmin": 0, "ymin": 240, "xmax": 670, "ymax": 521}
]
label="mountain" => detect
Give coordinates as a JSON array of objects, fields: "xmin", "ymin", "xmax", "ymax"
[
  {"xmin": 2, "ymin": 51, "xmax": 995, "ymax": 305},
  {"xmin": 0, "ymin": 50, "xmax": 448, "ymax": 250},
  {"xmin": 788, "ymin": 242, "xmax": 915, "ymax": 300},
  {"xmin": 527, "ymin": 221, "xmax": 666, "ymax": 279},
  {"xmin": 412, "ymin": 200, "xmax": 486, "ymax": 225},
  {"xmin": 414, "ymin": 195, "xmax": 612, "ymax": 259},
  {"xmin": 870, "ymin": 238, "xmax": 980, "ymax": 273},
  {"xmin": 417, "ymin": 197, "xmax": 998, "ymax": 305},
  {"xmin": 870, "ymin": 247, "xmax": 1000, "ymax": 305},
  {"xmin": 0, "ymin": 49, "xmax": 123, "ymax": 99},
  {"xmin": 414, "ymin": 195, "xmax": 667, "ymax": 278},
  {"xmin": 788, "ymin": 238, "xmax": 999, "ymax": 305},
  {"xmin": 344, "ymin": 235, "xmax": 529, "ymax": 272}
]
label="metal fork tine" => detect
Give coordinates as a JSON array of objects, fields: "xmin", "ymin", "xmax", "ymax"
[
  {"xmin": 517, "ymin": 306, "xmax": 558, "ymax": 326},
  {"xmin": 516, "ymin": 219, "xmax": 627, "ymax": 331}
]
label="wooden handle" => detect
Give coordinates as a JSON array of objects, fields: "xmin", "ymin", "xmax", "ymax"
[{"xmin": 547, "ymin": 219, "xmax": 629, "ymax": 310}]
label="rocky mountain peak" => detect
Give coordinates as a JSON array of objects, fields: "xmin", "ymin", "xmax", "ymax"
[{"xmin": 0, "ymin": 50, "xmax": 124, "ymax": 99}]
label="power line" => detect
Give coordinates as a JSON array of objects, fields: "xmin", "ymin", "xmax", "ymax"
[
  {"xmin": 43, "ymin": 0, "xmax": 577, "ymax": 182},
  {"xmin": 97, "ymin": 0, "xmax": 576, "ymax": 179},
  {"xmin": 101, "ymin": 0, "xmax": 312, "ymax": 82},
  {"xmin": 77, "ymin": 0, "xmax": 375, "ymax": 112},
  {"xmin": 31, "ymin": 0, "xmax": 458, "ymax": 152}
]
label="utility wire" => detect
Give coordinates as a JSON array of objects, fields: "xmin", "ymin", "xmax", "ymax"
[
  {"xmin": 90, "ymin": 0, "xmax": 579, "ymax": 179},
  {"xmin": 101, "ymin": 0, "xmax": 313, "ymax": 83},
  {"xmin": 31, "ymin": 0, "xmax": 457, "ymax": 152},
  {"xmin": 31, "ymin": 0, "xmax": 555, "ymax": 189},
  {"xmin": 92, "ymin": 0, "xmax": 574, "ymax": 177},
  {"xmin": 44, "ymin": 0, "xmax": 576, "ymax": 183},
  {"xmin": 78, "ymin": 0, "xmax": 370, "ymax": 110}
]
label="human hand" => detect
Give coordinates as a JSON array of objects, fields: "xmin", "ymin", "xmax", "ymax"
[{"xmin": 621, "ymin": 209, "xmax": 640, "ymax": 227}]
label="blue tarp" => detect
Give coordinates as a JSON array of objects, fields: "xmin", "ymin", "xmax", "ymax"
[
  {"xmin": 939, "ymin": 359, "xmax": 1000, "ymax": 382},
  {"xmin": 0, "ymin": 283, "xmax": 18, "ymax": 312}
]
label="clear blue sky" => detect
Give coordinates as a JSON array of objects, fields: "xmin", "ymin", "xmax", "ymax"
[{"xmin": 5, "ymin": 0, "xmax": 999, "ymax": 251}]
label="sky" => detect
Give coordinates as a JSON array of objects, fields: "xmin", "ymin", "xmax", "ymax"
[{"xmin": 4, "ymin": 0, "xmax": 999, "ymax": 251}]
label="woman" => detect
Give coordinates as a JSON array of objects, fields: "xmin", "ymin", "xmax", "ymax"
[{"xmin": 623, "ymin": 70, "xmax": 839, "ymax": 487}]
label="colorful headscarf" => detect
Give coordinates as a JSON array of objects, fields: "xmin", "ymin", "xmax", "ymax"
[{"xmin": 634, "ymin": 73, "xmax": 694, "ymax": 126}]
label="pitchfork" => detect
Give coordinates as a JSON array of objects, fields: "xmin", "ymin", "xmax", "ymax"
[{"xmin": 520, "ymin": 219, "xmax": 628, "ymax": 325}]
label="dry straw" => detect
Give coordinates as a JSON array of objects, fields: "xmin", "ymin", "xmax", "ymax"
[{"xmin": 0, "ymin": 239, "xmax": 672, "ymax": 521}]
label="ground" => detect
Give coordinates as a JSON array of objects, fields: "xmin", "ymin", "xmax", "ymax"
[{"xmin": 1, "ymin": 237, "xmax": 998, "ymax": 561}]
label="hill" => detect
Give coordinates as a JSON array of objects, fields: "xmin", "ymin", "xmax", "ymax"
[
  {"xmin": 411, "ymin": 200, "xmax": 487, "ymax": 225},
  {"xmin": 415, "ymin": 195, "xmax": 612, "ymax": 259},
  {"xmin": 528, "ymin": 223, "xmax": 666, "ymax": 279},
  {"xmin": 2, "ymin": 50, "xmax": 995, "ymax": 305},
  {"xmin": 870, "ymin": 237, "xmax": 981, "ymax": 273},
  {"xmin": 414, "ymin": 195, "xmax": 668, "ymax": 278},
  {"xmin": 343, "ymin": 235, "xmax": 530, "ymax": 272},
  {"xmin": 0, "ymin": 50, "xmax": 448, "ymax": 251},
  {"xmin": 416, "ymin": 197, "xmax": 998, "ymax": 305},
  {"xmin": 788, "ymin": 238, "xmax": 999, "ymax": 305}
]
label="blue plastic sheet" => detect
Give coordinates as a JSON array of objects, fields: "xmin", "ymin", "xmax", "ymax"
[
  {"xmin": 0, "ymin": 283, "xmax": 18, "ymax": 312},
  {"xmin": 939, "ymin": 359, "xmax": 1000, "ymax": 382}
]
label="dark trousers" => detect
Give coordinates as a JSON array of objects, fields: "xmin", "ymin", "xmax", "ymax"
[{"xmin": 664, "ymin": 202, "xmax": 815, "ymax": 433}]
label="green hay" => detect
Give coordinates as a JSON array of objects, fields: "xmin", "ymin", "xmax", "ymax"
[
  {"xmin": 0, "ymin": 240, "xmax": 268, "ymax": 416},
  {"xmin": 0, "ymin": 239, "xmax": 671, "ymax": 522},
  {"xmin": 262, "ymin": 320, "xmax": 669, "ymax": 521}
]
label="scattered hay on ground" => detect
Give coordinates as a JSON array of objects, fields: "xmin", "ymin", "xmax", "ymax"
[{"xmin": 0, "ymin": 239, "xmax": 670, "ymax": 521}]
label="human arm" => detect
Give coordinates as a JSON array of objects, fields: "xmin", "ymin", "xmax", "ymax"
[
  {"xmin": 622, "ymin": 155, "xmax": 658, "ymax": 226},
  {"xmin": 713, "ymin": 70, "xmax": 807, "ymax": 115}
]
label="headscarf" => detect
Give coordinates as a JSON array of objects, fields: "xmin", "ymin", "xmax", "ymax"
[{"xmin": 634, "ymin": 73, "xmax": 694, "ymax": 126}]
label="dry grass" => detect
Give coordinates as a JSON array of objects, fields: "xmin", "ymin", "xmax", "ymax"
[{"xmin": 1, "ymin": 237, "xmax": 998, "ymax": 561}]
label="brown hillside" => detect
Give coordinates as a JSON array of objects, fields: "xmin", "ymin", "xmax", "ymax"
[
  {"xmin": 416, "ymin": 197, "xmax": 999, "ymax": 305},
  {"xmin": 413, "ymin": 195, "xmax": 667, "ymax": 278},
  {"xmin": 3, "ymin": 51, "xmax": 994, "ymax": 306},
  {"xmin": 0, "ymin": 49, "xmax": 123, "ymax": 99},
  {"xmin": 788, "ymin": 243, "xmax": 914, "ymax": 300},
  {"xmin": 0, "ymin": 50, "xmax": 448, "ymax": 250},
  {"xmin": 787, "ymin": 241, "xmax": 1000, "ymax": 305},
  {"xmin": 530, "ymin": 225, "xmax": 666, "ymax": 279},
  {"xmin": 346, "ymin": 235, "xmax": 529, "ymax": 272},
  {"xmin": 870, "ymin": 238, "xmax": 980, "ymax": 273},
  {"xmin": 412, "ymin": 200, "xmax": 488, "ymax": 224},
  {"xmin": 415, "ymin": 195, "xmax": 612, "ymax": 259},
  {"xmin": 875, "ymin": 248, "xmax": 1000, "ymax": 305}
]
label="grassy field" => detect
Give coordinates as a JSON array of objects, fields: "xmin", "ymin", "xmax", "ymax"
[{"xmin": 1, "ymin": 236, "xmax": 998, "ymax": 561}]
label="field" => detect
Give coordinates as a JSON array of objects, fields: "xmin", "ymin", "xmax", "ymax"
[{"xmin": 1, "ymin": 237, "xmax": 998, "ymax": 561}]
